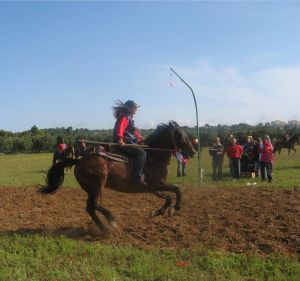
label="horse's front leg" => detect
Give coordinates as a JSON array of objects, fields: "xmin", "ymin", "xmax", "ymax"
[
  {"xmin": 150, "ymin": 189, "xmax": 172, "ymax": 217},
  {"xmin": 150, "ymin": 183, "xmax": 183, "ymax": 217},
  {"xmin": 158, "ymin": 183, "xmax": 182, "ymax": 210}
]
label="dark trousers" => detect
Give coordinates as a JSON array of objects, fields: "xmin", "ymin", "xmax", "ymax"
[
  {"xmin": 231, "ymin": 158, "xmax": 241, "ymax": 179},
  {"xmin": 260, "ymin": 161, "xmax": 272, "ymax": 182},
  {"xmin": 119, "ymin": 146, "xmax": 147, "ymax": 179},
  {"xmin": 212, "ymin": 157, "xmax": 223, "ymax": 180}
]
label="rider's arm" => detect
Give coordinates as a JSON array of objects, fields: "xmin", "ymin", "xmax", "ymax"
[
  {"xmin": 134, "ymin": 129, "xmax": 143, "ymax": 143},
  {"xmin": 115, "ymin": 116, "xmax": 128, "ymax": 145}
]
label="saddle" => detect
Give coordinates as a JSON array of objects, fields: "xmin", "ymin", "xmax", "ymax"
[
  {"xmin": 96, "ymin": 147, "xmax": 131, "ymax": 164},
  {"xmin": 78, "ymin": 145, "xmax": 132, "ymax": 164}
]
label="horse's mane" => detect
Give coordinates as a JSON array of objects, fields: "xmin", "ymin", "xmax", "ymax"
[{"xmin": 145, "ymin": 121, "xmax": 179, "ymax": 146}]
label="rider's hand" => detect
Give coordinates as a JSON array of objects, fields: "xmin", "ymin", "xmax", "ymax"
[{"xmin": 118, "ymin": 138, "xmax": 125, "ymax": 146}]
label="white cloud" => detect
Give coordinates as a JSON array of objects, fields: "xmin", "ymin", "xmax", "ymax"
[
  {"xmin": 129, "ymin": 62, "xmax": 300, "ymax": 128},
  {"xmin": 166, "ymin": 63, "xmax": 300, "ymax": 125}
]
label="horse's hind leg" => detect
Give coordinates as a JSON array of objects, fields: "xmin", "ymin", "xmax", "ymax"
[
  {"xmin": 94, "ymin": 205, "xmax": 117, "ymax": 228},
  {"xmin": 86, "ymin": 196, "xmax": 109, "ymax": 234},
  {"xmin": 150, "ymin": 190, "xmax": 172, "ymax": 217},
  {"xmin": 85, "ymin": 170, "xmax": 117, "ymax": 230}
]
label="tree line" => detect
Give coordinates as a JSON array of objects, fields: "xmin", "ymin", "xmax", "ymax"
[{"xmin": 0, "ymin": 123, "xmax": 299, "ymax": 154}]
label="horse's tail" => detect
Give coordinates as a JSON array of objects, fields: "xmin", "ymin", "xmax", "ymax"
[{"xmin": 40, "ymin": 158, "xmax": 78, "ymax": 194}]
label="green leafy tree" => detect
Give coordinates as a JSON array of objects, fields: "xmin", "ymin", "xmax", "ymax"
[{"xmin": 0, "ymin": 137, "xmax": 14, "ymax": 153}]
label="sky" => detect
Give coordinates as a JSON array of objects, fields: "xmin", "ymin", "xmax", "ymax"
[{"xmin": 0, "ymin": 1, "xmax": 300, "ymax": 132}]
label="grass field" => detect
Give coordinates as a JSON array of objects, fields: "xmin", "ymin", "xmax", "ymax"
[
  {"xmin": 1, "ymin": 146, "xmax": 300, "ymax": 188},
  {"xmin": 0, "ymin": 148, "xmax": 299, "ymax": 280}
]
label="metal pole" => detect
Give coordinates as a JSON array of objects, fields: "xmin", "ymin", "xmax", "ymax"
[{"xmin": 170, "ymin": 67, "xmax": 202, "ymax": 186}]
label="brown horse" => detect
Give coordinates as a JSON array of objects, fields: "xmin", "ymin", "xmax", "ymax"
[
  {"xmin": 273, "ymin": 134, "xmax": 299, "ymax": 155},
  {"xmin": 41, "ymin": 122, "xmax": 196, "ymax": 233}
]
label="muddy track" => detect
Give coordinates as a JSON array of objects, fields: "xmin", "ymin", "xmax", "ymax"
[{"xmin": 0, "ymin": 186, "xmax": 299, "ymax": 256}]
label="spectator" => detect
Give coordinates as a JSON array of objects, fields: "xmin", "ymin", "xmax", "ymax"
[
  {"xmin": 243, "ymin": 136, "xmax": 254, "ymax": 161},
  {"xmin": 227, "ymin": 138, "xmax": 243, "ymax": 180},
  {"xmin": 252, "ymin": 138, "xmax": 262, "ymax": 177},
  {"xmin": 176, "ymin": 150, "xmax": 188, "ymax": 177},
  {"xmin": 176, "ymin": 137, "xmax": 198, "ymax": 177},
  {"xmin": 259, "ymin": 135, "xmax": 274, "ymax": 183},
  {"xmin": 209, "ymin": 137, "xmax": 224, "ymax": 180}
]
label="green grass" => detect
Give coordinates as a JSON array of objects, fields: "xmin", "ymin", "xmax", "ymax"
[
  {"xmin": 0, "ymin": 234, "xmax": 299, "ymax": 281},
  {"xmin": 1, "ymin": 146, "xmax": 300, "ymax": 188},
  {"xmin": 169, "ymin": 145, "xmax": 300, "ymax": 188},
  {"xmin": 0, "ymin": 153, "xmax": 79, "ymax": 187},
  {"xmin": 0, "ymin": 150, "xmax": 299, "ymax": 280}
]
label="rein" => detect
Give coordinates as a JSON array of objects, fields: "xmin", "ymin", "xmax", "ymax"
[{"xmin": 78, "ymin": 139, "xmax": 177, "ymax": 153}]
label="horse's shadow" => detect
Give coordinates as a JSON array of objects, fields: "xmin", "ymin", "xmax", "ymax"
[{"xmin": 0, "ymin": 225, "xmax": 103, "ymax": 241}]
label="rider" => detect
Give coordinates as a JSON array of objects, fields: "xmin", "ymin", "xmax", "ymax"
[
  {"xmin": 79, "ymin": 140, "xmax": 87, "ymax": 155},
  {"xmin": 284, "ymin": 132, "xmax": 290, "ymax": 143},
  {"xmin": 53, "ymin": 136, "xmax": 67, "ymax": 165},
  {"xmin": 112, "ymin": 100, "xmax": 147, "ymax": 187}
]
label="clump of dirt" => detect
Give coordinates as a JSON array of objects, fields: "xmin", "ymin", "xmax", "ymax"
[{"xmin": 0, "ymin": 186, "xmax": 299, "ymax": 257}]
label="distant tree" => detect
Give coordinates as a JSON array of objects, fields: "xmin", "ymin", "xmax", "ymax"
[
  {"xmin": 31, "ymin": 125, "xmax": 39, "ymax": 136},
  {"xmin": 0, "ymin": 137, "xmax": 14, "ymax": 153},
  {"xmin": 12, "ymin": 137, "xmax": 32, "ymax": 153}
]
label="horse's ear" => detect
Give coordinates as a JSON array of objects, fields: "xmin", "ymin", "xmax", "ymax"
[{"xmin": 169, "ymin": 121, "xmax": 179, "ymax": 128}]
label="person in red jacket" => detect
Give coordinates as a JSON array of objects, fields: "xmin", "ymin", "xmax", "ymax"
[
  {"xmin": 112, "ymin": 100, "xmax": 146, "ymax": 187},
  {"xmin": 226, "ymin": 137, "xmax": 243, "ymax": 180},
  {"xmin": 259, "ymin": 135, "xmax": 274, "ymax": 183},
  {"xmin": 52, "ymin": 136, "xmax": 67, "ymax": 165}
]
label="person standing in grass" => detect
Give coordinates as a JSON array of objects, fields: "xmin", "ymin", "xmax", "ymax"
[
  {"xmin": 209, "ymin": 137, "xmax": 224, "ymax": 180},
  {"xmin": 226, "ymin": 137, "xmax": 243, "ymax": 180},
  {"xmin": 176, "ymin": 137, "xmax": 198, "ymax": 177},
  {"xmin": 259, "ymin": 135, "xmax": 274, "ymax": 183},
  {"xmin": 52, "ymin": 136, "xmax": 67, "ymax": 165},
  {"xmin": 176, "ymin": 151, "xmax": 188, "ymax": 177},
  {"xmin": 252, "ymin": 137, "xmax": 262, "ymax": 177}
]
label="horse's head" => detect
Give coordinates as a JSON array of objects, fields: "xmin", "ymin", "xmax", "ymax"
[
  {"xmin": 172, "ymin": 126, "xmax": 197, "ymax": 158},
  {"xmin": 145, "ymin": 121, "xmax": 196, "ymax": 158}
]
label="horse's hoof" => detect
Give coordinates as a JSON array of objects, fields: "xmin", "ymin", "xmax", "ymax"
[
  {"xmin": 110, "ymin": 221, "xmax": 117, "ymax": 229},
  {"xmin": 168, "ymin": 206, "xmax": 175, "ymax": 217},
  {"xmin": 174, "ymin": 204, "xmax": 182, "ymax": 211},
  {"xmin": 150, "ymin": 210, "xmax": 158, "ymax": 218},
  {"xmin": 100, "ymin": 230, "xmax": 111, "ymax": 239}
]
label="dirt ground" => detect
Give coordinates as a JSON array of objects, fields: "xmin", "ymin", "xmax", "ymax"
[{"xmin": 0, "ymin": 186, "xmax": 299, "ymax": 257}]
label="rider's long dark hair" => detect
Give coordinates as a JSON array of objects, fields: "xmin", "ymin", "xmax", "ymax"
[{"xmin": 112, "ymin": 100, "xmax": 128, "ymax": 119}]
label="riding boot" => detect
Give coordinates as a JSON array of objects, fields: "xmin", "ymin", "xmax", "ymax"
[{"xmin": 131, "ymin": 176, "xmax": 148, "ymax": 190}]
